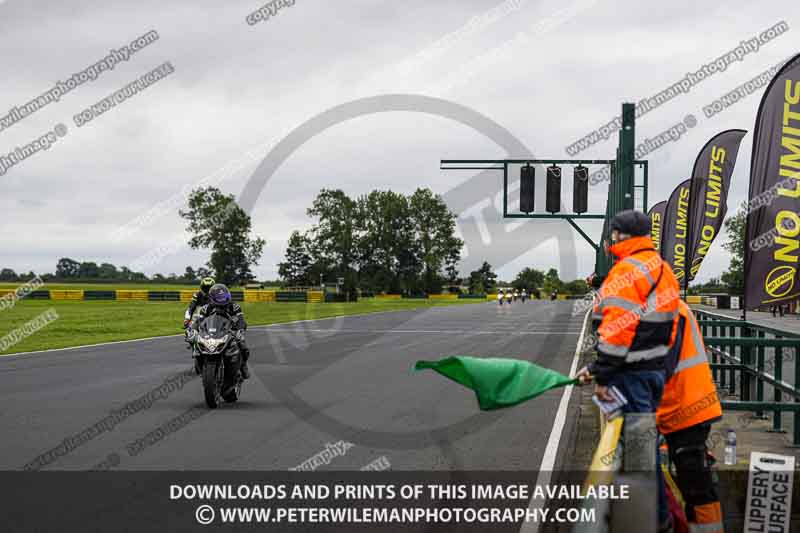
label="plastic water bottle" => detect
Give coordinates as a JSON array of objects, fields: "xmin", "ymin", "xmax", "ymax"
[{"xmin": 724, "ymin": 429, "xmax": 737, "ymax": 465}]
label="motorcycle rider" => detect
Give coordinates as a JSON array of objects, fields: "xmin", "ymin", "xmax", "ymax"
[
  {"xmin": 194, "ymin": 284, "xmax": 251, "ymax": 379},
  {"xmin": 183, "ymin": 277, "xmax": 216, "ymax": 329}
]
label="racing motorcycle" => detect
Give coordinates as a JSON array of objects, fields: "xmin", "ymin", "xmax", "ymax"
[{"xmin": 188, "ymin": 314, "xmax": 244, "ymax": 408}]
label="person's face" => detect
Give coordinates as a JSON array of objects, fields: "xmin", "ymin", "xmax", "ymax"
[{"xmin": 610, "ymin": 230, "xmax": 621, "ymax": 244}]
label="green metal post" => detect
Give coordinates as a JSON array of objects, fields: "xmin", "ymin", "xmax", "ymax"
[
  {"xmin": 771, "ymin": 339, "xmax": 784, "ymax": 433},
  {"xmin": 742, "ymin": 326, "xmax": 751, "ymax": 403},
  {"xmin": 795, "ymin": 346, "xmax": 800, "ymax": 446},
  {"xmin": 728, "ymin": 326, "xmax": 735, "ymax": 394},
  {"xmin": 756, "ymin": 330, "xmax": 765, "ymax": 417},
  {"xmin": 712, "ymin": 324, "xmax": 719, "ymax": 383},
  {"xmin": 642, "ymin": 162, "xmax": 648, "ymax": 212}
]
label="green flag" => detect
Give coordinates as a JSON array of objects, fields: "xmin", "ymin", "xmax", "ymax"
[{"xmin": 415, "ymin": 356, "xmax": 578, "ymax": 410}]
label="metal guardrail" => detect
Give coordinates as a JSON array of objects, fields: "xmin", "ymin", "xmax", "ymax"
[{"xmin": 695, "ymin": 309, "xmax": 800, "ymax": 445}]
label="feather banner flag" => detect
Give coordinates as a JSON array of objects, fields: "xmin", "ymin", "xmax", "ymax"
[{"xmin": 414, "ymin": 356, "xmax": 578, "ymax": 410}]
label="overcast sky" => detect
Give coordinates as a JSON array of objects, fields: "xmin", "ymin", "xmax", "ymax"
[{"xmin": 2, "ymin": 0, "xmax": 798, "ymax": 283}]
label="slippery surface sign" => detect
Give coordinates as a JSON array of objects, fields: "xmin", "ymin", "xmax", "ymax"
[{"xmin": 744, "ymin": 452, "xmax": 795, "ymax": 533}]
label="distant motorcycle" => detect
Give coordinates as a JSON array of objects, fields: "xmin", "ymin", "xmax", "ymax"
[{"xmin": 188, "ymin": 314, "xmax": 244, "ymax": 408}]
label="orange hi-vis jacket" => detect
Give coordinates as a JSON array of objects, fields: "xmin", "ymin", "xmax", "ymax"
[
  {"xmin": 590, "ymin": 235, "xmax": 681, "ymax": 385},
  {"xmin": 657, "ymin": 300, "xmax": 722, "ymax": 434}
]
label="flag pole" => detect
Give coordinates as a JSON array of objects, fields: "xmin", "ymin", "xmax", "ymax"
[{"xmin": 684, "ymin": 174, "xmax": 695, "ymax": 303}]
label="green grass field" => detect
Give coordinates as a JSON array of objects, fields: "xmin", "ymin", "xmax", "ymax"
[{"xmin": 0, "ymin": 298, "xmax": 484, "ymax": 355}]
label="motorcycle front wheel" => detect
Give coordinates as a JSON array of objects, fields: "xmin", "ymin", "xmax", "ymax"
[{"xmin": 202, "ymin": 358, "xmax": 223, "ymax": 408}]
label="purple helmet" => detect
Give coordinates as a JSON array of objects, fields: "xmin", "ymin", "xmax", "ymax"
[{"xmin": 208, "ymin": 284, "xmax": 231, "ymax": 306}]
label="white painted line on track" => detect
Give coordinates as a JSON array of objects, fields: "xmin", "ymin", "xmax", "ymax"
[
  {"xmin": 264, "ymin": 328, "xmax": 584, "ymax": 335},
  {"xmin": 519, "ymin": 309, "xmax": 590, "ymax": 533}
]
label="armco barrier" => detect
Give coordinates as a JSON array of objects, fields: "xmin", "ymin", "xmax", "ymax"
[
  {"xmin": 231, "ymin": 291, "xmax": 244, "ymax": 302},
  {"xmin": 376, "ymin": 294, "xmax": 402, "ymax": 299},
  {"xmin": 50, "ymin": 290, "xmax": 84, "ymax": 300},
  {"xmin": 458, "ymin": 294, "xmax": 486, "ymax": 299},
  {"xmin": 147, "ymin": 291, "xmax": 180, "ymax": 301},
  {"xmin": 83, "ymin": 290, "xmax": 116, "ymax": 300},
  {"xmin": 429, "ymin": 294, "xmax": 457, "ymax": 300},
  {"xmin": 180, "ymin": 290, "xmax": 195, "ymax": 303}
]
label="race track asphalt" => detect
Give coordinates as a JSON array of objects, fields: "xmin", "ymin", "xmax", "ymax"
[{"xmin": 0, "ymin": 300, "xmax": 586, "ymax": 472}]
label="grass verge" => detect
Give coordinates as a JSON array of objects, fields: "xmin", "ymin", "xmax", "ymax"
[{"xmin": 0, "ymin": 298, "xmax": 484, "ymax": 355}]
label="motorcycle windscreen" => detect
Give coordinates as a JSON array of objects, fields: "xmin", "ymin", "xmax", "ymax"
[{"xmin": 198, "ymin": 314, "xmax": 232, "ymax": 339}]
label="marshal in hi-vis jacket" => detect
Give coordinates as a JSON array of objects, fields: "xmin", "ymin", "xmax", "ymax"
[
  {"xmin": 657, "ymin": 300, "xmax": 722, "ymax": 434},
  {"xmin": 590, "ymin": 235, "xmax": 681, "ymax": 385}
]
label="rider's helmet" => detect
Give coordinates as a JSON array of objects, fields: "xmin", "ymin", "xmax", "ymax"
[
  {"xmin": 208, "ymin": 284, "xmax": 231, "ymax": 307},
  {"xmin": 200, "ymin": 277, "xmax": 215, "ymax": 294}
]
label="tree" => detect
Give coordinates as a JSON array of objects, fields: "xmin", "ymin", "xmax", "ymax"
[
  {"xmin": 512, "ymin": 267, "xmax": 544, "ymax": 291},
  {"xmin": 78, "ymin": 261, "xmax": 99, "ymax": 279},
  {"xmin": 690, "ymin": 276, "xmax": 727, "ymax": 295},
  {"xmin": 278, "ymin": 231, "xmax": 313, "ymax": 286},
  {"xmin": 181, "ymin": 266, "xmax": 197, "ymax": 283},
  {"xmin": 356, "ymin": 190, "xmax": 416, "ymax": 294},
  {"xmin": 444, "ymin": 250, "xmax": 461, "ymax": 293},
  {"xmin": 307, "ymin": 189, "xmax": 358, "ymax": 293},
  {"xmin": 467, "ymin": 261, "xmax": 497, "ymax": 294},
  {"xmin": 180, "ymin": 187, "xmax": 266, "ymax": 285},
  {"xmin": 98, "ymin": 263, "xmax": 118, "ymax": 279},
  {"xmin": 543, "ymin": 268, "xmax": 563, "ymax": 294},
  {"xmin": 562, "ymin": 279, "xmax": 590, "ymax": 295},
  {"xmin": 720, "ymin": 211, "xmax": 745, "ymax": 293},
  {"xmin": 56, "ymin": 258, "xmax": 80, "ymax": 278},
  {"xmin": 408, "ymin": 189, "xmax": 463, "ymax": 294},
  {"xmin": 0, "ymin": 268, "xmax": 18, "ymax": 281}
]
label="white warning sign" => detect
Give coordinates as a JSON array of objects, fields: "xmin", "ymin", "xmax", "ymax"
[{"xmin": 744, "ymin": 452, "xmax": 795, "ymax": 533}]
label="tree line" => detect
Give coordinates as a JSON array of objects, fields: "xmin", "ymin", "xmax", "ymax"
[
  {"xmin": 0, "ymin": 259, "xmax": 282, "ymax": 286},
  {"xmin": 278, "ymin": 188, "xmax": 591, "ymax": 296},
  {"xmin": 278, "ymin": 188, "xmax": 463, "ymax": 295}
]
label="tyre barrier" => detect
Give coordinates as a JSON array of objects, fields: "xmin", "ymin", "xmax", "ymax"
[
  {"xmin": 307, "ymin": 291, "xmax": 324, "ymax": 303},
  {"xmin": 84, "ymin": 290, "xmax": 116, "ymax": 300},
  {"xmin": 4, "ymin": 289, "xmax": 512, "ymax": 304},
  {"xmin": 429, "ymin": 294, "xmax": 457, "ymax": 300},
  {"xmin": 147, "ymin": 291, "xmax": 180, "ymax": 301},
  {"xmin": 29, "ymin": 290, "xmax": 51, "ymax": 300},
  {"xmin": 50, "ymin": 290, "xmax": 84, "ymax": 300},
  {"xmin": 275, "ymin": 291, "xmax": 307, "ymax": 302}
]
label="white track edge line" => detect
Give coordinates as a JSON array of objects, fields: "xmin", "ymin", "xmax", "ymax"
[{"xmin": 519, "ymin": 309, "xmax": 590, "ymax": 533}]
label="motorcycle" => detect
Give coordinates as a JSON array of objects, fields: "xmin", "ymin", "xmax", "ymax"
[{"xmin": 188, "ymin": 314, "xmax": 244, "ymax": 408}]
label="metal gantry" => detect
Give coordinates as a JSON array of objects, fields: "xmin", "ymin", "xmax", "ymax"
[{"xmin": 440, "ymin": 103, "xmax": 645, "ymax": 278}]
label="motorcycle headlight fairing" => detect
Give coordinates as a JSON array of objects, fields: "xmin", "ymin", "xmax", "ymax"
[{"xmin": 199, "ymin": 335, "xmax": 229, "ymax": 352}]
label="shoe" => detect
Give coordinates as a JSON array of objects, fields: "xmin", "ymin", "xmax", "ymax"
[{"xmin": 241, "ymin": 361, "xmax": 250, "ymax": 380}]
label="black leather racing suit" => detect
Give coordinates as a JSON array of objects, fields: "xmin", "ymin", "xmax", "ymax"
[{"xmin": 184, "ymin": 290, "xmax": 210, "ymax": 323}]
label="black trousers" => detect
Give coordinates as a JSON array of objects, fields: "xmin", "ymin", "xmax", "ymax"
[{"xmin": 664, "ymin": 423, "xmax": 719, "ymax": 521}]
